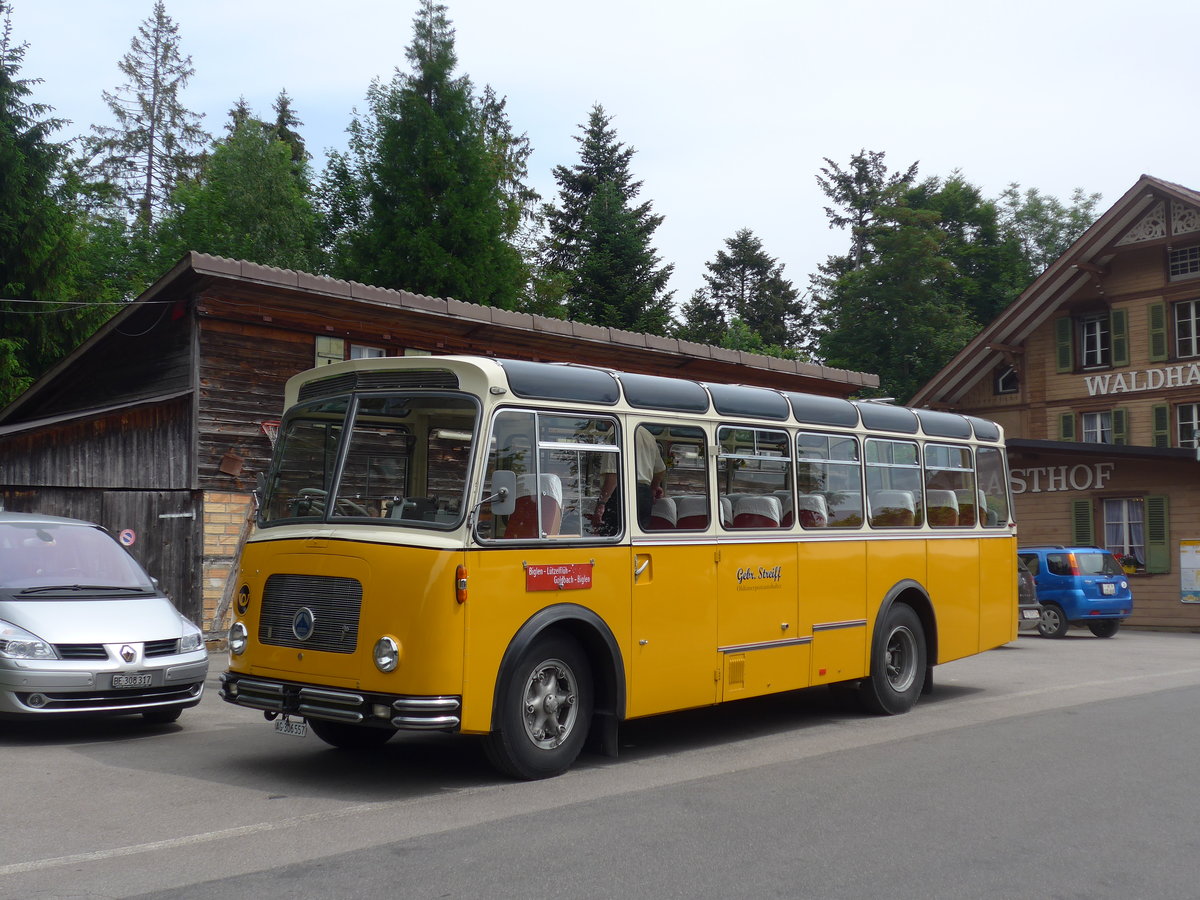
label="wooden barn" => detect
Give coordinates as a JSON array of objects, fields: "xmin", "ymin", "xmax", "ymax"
[{"xmin": 0, "ymin": 252, "xmax": 877, "ymax": 633}]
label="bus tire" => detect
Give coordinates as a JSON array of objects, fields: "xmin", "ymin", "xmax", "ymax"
[
  {"xmin": 860, "ymin": 603, "xmax": 926, "ymax": 716},
  {"xmin": 484, "ymin": 631, "xmax": 592, "ymax": 780},
  {"xmin": 308, "ymin": 718, "xmax": 397, "ymax": 750}
]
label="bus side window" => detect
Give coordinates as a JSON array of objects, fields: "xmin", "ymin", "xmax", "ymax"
[
  {"xmin": 718, "ymin": 426, "xmax": 791, "ymax": 530},
  {"xmin": 640, "ymin": 424, "xmax": 708, "ymax": 532}
]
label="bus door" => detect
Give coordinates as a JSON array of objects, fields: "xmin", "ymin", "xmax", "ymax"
[
  {"xmin": 714, "ymin": 426, "xmax": 805, "ymax": 700},
  {"xmin": 628, "ymin": 424, "xmax": 719, "ymax": 717}
]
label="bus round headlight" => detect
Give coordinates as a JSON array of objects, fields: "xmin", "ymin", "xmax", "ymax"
[
  {"xmin": 228, "ymin": 621, "xmax": 248, "ymax": 655},
  {"xmin": 373, "ymin": 636, "xmax": 399, "ymax": 672}
]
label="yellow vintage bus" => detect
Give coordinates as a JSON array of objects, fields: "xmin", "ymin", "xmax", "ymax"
[{"xmin": 220, "ymin": 355, "xmax": 1017, "ymax": 778}]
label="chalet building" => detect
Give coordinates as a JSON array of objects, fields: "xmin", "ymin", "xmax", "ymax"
[
  {"xmin": 913, "ymin": 175, "xmax": 1200, "ymax": 631},
  {"xmin": 0, "ymin": 252, "xmax": 877, "ymax": 633}
]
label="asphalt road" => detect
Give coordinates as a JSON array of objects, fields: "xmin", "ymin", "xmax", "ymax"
[{"xmin": 3, "ymin": 629, "xmax": 1199, "ymax": 900}]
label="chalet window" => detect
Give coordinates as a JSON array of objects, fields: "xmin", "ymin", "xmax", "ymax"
[
  {"xmin": 1081, "ymin": 411, "xmax": 1112, "ymax": 444},
  {"xmin": 1056, "ymin": 310, "xmax": 1127, "ymax": 373},
  {"xmin": 1080, "ymin": 314, "xmax": 1110, "ymax": 368},
  {"xmin": 1179, "ymin": 403, "xmax": 1200, "ymax": 448},
  {"xmin": 1176, "ymin": 299, "xmax": 1200, "ymax": 358},
  {"xmin": 994, "ymin": 365, "xmax": 1019, "ymax": 395},
  {"xmin": 1168, "ymin": 245, "xmax": 1200, "ymax": 281},
  {"xmin": 1103, "ymin": 498, "xmax": 1145, "ymax": 571},
  {"xmin": 349, "ymin": 344, "xmax": 386, "ymax": 359}
]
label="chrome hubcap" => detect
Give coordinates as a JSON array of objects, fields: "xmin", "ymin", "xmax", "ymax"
[
  {"xmin": 521, "ymin": 659, "xmax": 578, "ymax": 750},
  {"xmin": 885, "ymin": 626, "xmax": 917, "ymax": 692}
]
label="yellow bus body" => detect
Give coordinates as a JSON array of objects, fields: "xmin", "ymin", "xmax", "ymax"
[{"xmin": 222, "ymin": 355, "xmax": 1019, "ymax": 778}]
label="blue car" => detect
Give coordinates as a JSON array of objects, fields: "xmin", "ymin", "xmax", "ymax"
[{"xmin": 1017, "ymin": 546, "xmax": 1133, "ymax": 638}]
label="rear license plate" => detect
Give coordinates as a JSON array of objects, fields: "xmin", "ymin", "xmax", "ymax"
[
  {"xmin": 1101, "ymin": 583, "xmax": 1116, "ymax": 595},
  {"xmin": 1022, "ymin": 609, "xmax": 1042, "ymax": 620},
  {"xmin": 112, "ymin": 673, "xmax": 153, "ymax": 689},
  {"xmin": 274, "ymin": 717, "xmax": 307, "ymax": 737}
]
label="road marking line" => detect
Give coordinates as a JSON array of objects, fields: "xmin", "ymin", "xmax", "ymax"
[{"xmin": 0, "ymin": 802, "xmax": 386, "ymax": 876}]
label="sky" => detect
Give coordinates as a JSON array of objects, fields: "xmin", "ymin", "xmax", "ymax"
[{"xmin": 10, "ymin": 0, "xmax": 1200, "ymax": 305}]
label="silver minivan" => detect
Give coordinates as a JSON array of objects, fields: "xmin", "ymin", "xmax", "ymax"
[{"xmin": 0, "ymin": 511, "xmax": 208, "ymax": 721}]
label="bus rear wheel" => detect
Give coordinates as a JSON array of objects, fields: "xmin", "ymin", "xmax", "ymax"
[
  {"xmin": 484, "ymin": 632, "xmax": 592, "ymax": 780},
  {"xmin": 860, "ymin": 603, "xmax": 926, "ymax": 716},
  {"xmin": 308, "ymin": 718, "xmax": 397, "ymax": 750}
]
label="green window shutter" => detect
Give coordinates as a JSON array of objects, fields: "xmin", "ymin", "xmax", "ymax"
[
  {"xmin": 1055, "ymin": 318, "xmax": 1074, "ymax": 373},
  {"xmin": 1148, "ymin": 302, "xmax": 1168, "ymax": 362},
  {"xmin": 1151, "ymin": 404, "xmax": 1170, "ymax": 448},
  {"xmin": 1110, "ymin": 308, "xmax": 1129, "ymax": 367},
  {"xmin": 1111, "ymin": 408, "xmax": 1128, "ymax": 445},
  {"xmin": 1145, "ymin": 495, "xmax": 1170, "ymax": 574},
  {"xmin": 1071, "ymin": 499, "xmax": 1095, "ymax": 546},
  {"xmin": 1058, "ymin": 412, "xmax": 1076, "ymax": 441}
]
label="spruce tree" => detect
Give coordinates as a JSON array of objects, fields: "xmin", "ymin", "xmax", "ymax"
[
  {"xmin": 698, "ymin": 228, "xmax": 810, "ymax": 351},
  {"xmin": 0, "ymin": 2, "xmax": 88, "ymax": 406},
  {"xmin": 541, "ymin": 104, "xmax": 673, "ymax": 333},
  {"xmin": 88, "ymin": 0, "xmax": 209, "ymax": 229},
  {"xmin": 322, "ymin": 0, "xmax": 527, "ymax": 308}
]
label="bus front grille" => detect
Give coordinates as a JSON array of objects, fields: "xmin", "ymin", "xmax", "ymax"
[{"xmin": 259, "ymin": 574, "xmax": 362, "ymax": 654}]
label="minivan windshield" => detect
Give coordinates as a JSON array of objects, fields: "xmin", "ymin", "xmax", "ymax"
[{"xmin": 0, "ymin": 523, "xmax": 155, "ymax": 594}]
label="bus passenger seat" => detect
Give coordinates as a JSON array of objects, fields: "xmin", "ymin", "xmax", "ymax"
[
  {"xmin": 648, "ymin": 497, "xmax": 677, "ymax": 530},
  {"xmin": 773, "ymin": 490, "xmax": 794, "ymax": 527},
  {"xmin": 719, "ymin": 496, "xmax": 734, "ymax": 528},
  {"xmin": 869, "ymin": 490, "xmax": 915, "ymax": 527},
  {"xmin": 733, "ymin": 495, "xmax": 782, "ymax": 529},
  {"xmin": 954, "ymin": 490, "xmax": 977, "ymax": 526},
  {"xmin": 675, "ymin": 495, "xmax": 710, "ymax": 530},
  {"xmin": 795, "ymin": 494, "xmax": 828, "ymax": 528},
  {"xmin": 925, "ymin": 490, "xmax": 959, "ymax": 527},
  {"xmin": 505, "ymin": 474, "xmax": 563, "ymax": 538}
]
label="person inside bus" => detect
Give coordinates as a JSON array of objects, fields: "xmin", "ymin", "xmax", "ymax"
[{"xmin": 592, "ymin": 427, "xmax": 666, "ymax": 532}]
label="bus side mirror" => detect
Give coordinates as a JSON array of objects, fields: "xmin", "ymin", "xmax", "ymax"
[{"xmin": 489, "ymin": 470, "xmax": 517, "ymax": 516}]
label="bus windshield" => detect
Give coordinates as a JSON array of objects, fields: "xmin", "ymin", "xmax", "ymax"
[{"xmin": 261, "ymin": 393, "xmax": 478, "ymax": 527}]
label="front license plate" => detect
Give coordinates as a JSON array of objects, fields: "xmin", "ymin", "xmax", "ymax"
[
  {"xmin": 1101, "ymin": 583, "xmax": 1116, "ymax": 595},
  {"xmin": 112, "ymin": 673, "xmax": 153, "ymax": 689},
  {"xmin": 274, "ymin": 717, "xmax": 307, "ymax": 738},
  {"xmin": 1022, "ymin": 609, "xmax": 1042, "ymax": 620}
]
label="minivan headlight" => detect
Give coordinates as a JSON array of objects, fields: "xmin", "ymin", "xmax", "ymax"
[
  {"xmin": 228, "ymin": 621, "xmax": 248, "ymax": 655},
  {"xmin": 179, "ymin": 615, "xmax": 204, "ymax": 653},
  {"xmin": 0, "ymin": 619, "xmax": 58, "ymax": 660}
]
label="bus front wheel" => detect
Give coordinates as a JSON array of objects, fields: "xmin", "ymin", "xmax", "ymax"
[
  {"xmin": 860, "ymin": 603, "xmax": 926, "ymax": 716},
  {"xmin": 484, "ymin": 632, "xmax": 593, "ymax": 780}
]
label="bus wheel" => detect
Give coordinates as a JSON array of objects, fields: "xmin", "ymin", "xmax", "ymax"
[
  {"xmin": 860, "ymin": 603, "xmax": 926, "ymax": 716},
  {"xmin": 308, "ymin": 718, "xmax": 397, "ymax": 750},
  {"xmin": 484, "ymin": 632, "xmax": 592, "ymax": 780}
]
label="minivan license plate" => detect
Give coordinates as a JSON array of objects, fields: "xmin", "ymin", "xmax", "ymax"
[
  {"xmin": 1101, "ymin": 583, "xmax": 1116, "ymax": 595},
  {"xmin": 275, "ymin": 717, "xmax": 307, "ymax": 737},
  {"xmin": 112, "ymin": 673, "xmax": 152, "ymax": 689}
]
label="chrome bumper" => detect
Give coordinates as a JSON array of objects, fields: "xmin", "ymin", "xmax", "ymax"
[{"xmin": 219, "ymin": 672, "xmax": 462, "ymax": 731}]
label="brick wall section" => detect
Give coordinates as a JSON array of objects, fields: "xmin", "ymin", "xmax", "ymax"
[{"xmin": 202, "ymin": 491, "xmax": 254, "ymax": 634}]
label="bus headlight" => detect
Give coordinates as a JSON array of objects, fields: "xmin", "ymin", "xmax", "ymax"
[
  {"xmin": 373, "ymin": 636, "xmax": 399, "ymax": 672},
  {"xmin": 228, "ymin": 621, "xmax": 248, "ymax": 655}
]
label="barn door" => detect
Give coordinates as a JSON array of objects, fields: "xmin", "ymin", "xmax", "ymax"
[{"xmin": 101, "ymin": 490, "xmax": 201, "ymax": 622}]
